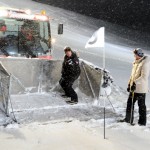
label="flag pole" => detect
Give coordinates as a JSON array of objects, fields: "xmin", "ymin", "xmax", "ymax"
[
  {"xmin": 102, "ymin": 27, "xmax": 105, "ymax": 69},
  {"xmin": 103, "ymin": 27, "xmax": 106, "ymax": 139},
  {"xmin": 103, "ymin": 47, "xmax": 106, "ymax": 139},
  {"xmin": 84, "ymin": 26, "xmax": 106, "ymax": 139},
  {"xmin": 103, "ymin": 47, "xmax": 105, "ymax": 69}
]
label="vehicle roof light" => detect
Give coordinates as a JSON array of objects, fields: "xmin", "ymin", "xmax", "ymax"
[
  {"xmin": 34, "ymin": 15, "xmax": 48, "ymax": 21},
  {"xmin": 41, "ymin": 10, "xmax": 46, "ymax": 15},
  {"xmin": 0, "ymin": 10, "xmax": 8, "ymax": 17},
  {"xmin": 0, "ymin": 7, "xmax": 49, "ymax": 21},
  {"xmin": 24, "ymin": 9, "xmax": 31, "ymax": 15}
]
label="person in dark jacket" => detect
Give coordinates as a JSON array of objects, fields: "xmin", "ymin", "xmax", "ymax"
[{"xmin": 59, "ymin": 47, "xmax": 81, "ymax": 104}]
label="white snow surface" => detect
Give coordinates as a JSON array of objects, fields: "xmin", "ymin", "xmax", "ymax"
[
  {"xmin": 0, "ymin": 0, "xmax": 150, "ymax": 150},
  {"xmin": 0, "ymin": 118, "xmax": 150, "ymax": 150}
]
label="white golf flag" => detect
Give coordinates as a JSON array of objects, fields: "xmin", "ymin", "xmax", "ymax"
[{"xmin": 85, "ymin": 27, "xmax": 105, "ymax": 48}]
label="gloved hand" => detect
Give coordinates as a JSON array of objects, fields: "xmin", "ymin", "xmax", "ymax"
[
  {"xmin": 131, "ymin": 82, "xmax": 136, "ymax": 92},
  {"xmin": 127, "ymin": 84, "xmax": 130, "ymax": 92},
  {"xmin": 59, "ymin": 77, "xmax": 64, "ymax": 85}
]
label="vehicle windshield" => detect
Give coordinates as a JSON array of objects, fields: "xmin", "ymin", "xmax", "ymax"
[{"xmin": 0, "ymin": 18, "xmax": 50, "ymax": 57}]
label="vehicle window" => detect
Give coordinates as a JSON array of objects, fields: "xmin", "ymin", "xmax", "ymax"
[{"xmin": 0, "ymin": 18, "xmax": 50, "ymax": 56}]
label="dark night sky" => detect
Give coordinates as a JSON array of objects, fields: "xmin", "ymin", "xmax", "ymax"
[{"xmin": 33, "ymin": 0, "xmax": 150, "ymax": 33}]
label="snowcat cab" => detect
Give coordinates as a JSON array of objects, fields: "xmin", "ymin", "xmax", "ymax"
[{"xmin": 0, "ymin": 7, "xmax": 62, "ymax": 59}]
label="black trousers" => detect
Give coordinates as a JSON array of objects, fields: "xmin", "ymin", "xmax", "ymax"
[
  {"xmin": 125, "ymin": 92, "xmax": 146, "ymax": 125},
  {"xmin": 59, "ymin": 78, "xmax": 78, "ymax": 101}
]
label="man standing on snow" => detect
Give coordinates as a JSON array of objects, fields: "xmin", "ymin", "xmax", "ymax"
[
  {"xmin": 59, "ymin": 47, "xmax": 81, "ymax": 105},
  {"xmin": 120, "ymin": 48, "xmax": 150, "ymax": 126}
]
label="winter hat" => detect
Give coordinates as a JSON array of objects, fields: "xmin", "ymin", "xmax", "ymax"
[{"xmin": 133, "ymin": 48, "xmax": 144, "ymax": 57}]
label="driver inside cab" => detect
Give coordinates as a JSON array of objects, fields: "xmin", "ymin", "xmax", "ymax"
[
  {"xmin": 0, "ymin": 20, "xmax": 9, "ymax": 56},
  {"xmin": 19, "ymin": 20, "xmax": 43, "ymax": 58}
]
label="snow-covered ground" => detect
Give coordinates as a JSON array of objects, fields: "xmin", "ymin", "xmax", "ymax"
[
  {"xmin": 0, "ymin": 91, "xmax": 150, "ymax": 150},
  {"xmin": 1, "ymin": 118, "xmax": 150, "ymax": 150},
  {"xmin": 0, "ymin": 0, "xmax": 150, "ymax": 149}
]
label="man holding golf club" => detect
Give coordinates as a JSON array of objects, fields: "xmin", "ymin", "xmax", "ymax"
[{"xmin": 120, "ymin": 48, "xmax": 150, "ymax": 126}]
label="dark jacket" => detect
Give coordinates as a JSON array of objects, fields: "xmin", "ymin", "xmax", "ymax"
[{"xmin": 61, "ymin": 51, "xmax": 81, "ymax": 81}]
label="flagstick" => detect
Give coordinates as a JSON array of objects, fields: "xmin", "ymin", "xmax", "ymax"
[
  {"xmin": 103, "ymin": 46, "xmax": 105, "ymax": 69},
  {"xmin": 85, "ymin": 27, "xmax": 106, "ymax": 139},
  {"xmin": 103, "ymin": 27, "xmax": 106, "ymax": 139},
  {"xmin": 104, "ymin": 99, "xmax": 106, "ymax": 139},
  {"xmin": 103, "ymin": 46, "xmax": 106, "ymax": 140}
]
